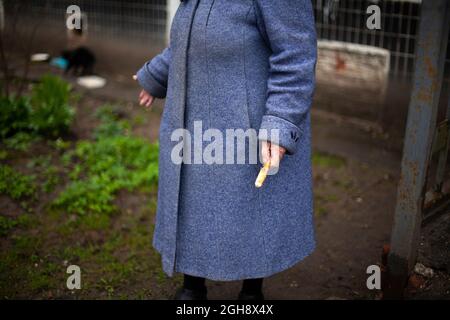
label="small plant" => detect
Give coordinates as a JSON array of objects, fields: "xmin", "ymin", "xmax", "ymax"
[
  {"xmin": 0, "ymin": 164, "xmax": 36, "ymax": 200},
  {"xmin": 0, "ymin": 96, "xmax": 32, "ymax": 139},
  {"xmin": 26, "ymin": 156, "xmax": 60, "ymax": 193},
  {"xmin": 42, "ymin": 166, "xmax": 61, "ymax": 193},
  {"xmin": 0, "ymin": 215, "xmax": 32, "ymax": 237},
  {"xmin": 93, "ymin": 105, "xmax": 130, "ymax": 139},
  {"xmin": 52, "ymin": 138, "xmax": 71, "ymax": 151},
  {"xmin": 4, "ymin": 132, "xmax": 40, "ymax": 151},
  {"xmin": 0, "ymin": 216, "xmax": 18, "ymax": 237},
  {"xmin": 0, "ymin": 75, "xmax": 75, "ymax": 145},
  {"xmin": 29, "ymin": 75, "xmax": 75, "ymax": 137}
]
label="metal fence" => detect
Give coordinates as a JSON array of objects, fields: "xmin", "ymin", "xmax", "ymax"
[
  {"xmin": 314, "ymin": 0, "xmax": 421, "ymax": 78},
  {"xmin": 3, "ymin": 0, "xmax": 450, "ymax": 79},
  {"xmin": 313, "ymin": 0, "xmax": 449, "ymax": 79},
  {"xmin": 3, "ymin": 0, "xmax": 167, "ymax": 43}
]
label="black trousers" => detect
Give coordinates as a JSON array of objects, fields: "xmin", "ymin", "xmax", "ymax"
[{"xmin": 183, "ymin": 274, "xmax": 263, "ymax": 293}]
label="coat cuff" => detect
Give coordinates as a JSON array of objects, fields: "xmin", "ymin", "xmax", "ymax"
[
  {"xmin": 259, "ymin": 115, "xmax": 301, "ymax": 155},
  {"xmin": 136, "ymin": 64, "xmax": 167, "ymax": 99}
]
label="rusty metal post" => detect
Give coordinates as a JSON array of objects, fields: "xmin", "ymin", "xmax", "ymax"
[{"xmin": 384, "ymin": 0, "xmax": 450, "ymax": 299}]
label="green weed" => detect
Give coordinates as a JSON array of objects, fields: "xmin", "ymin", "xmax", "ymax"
[
  {"xmin": 53, "ymin": 105, "xmax": 159, "ymax": 215},
  {"xmin": 312, "ymin": 151, "xmax": 346, "ymax": 168},
  {"xmin": 0, "ymin": 164, "xmax": 36, "ymax": 200}
]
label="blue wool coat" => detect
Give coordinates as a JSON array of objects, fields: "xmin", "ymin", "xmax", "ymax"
[{"xmin": 137, "ymin": 0, "xmax": 317, "ymax": 281}]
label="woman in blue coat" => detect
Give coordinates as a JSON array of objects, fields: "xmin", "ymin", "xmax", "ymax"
[{"xmin": 137, "ymin": 0, "xmax": 317, "ymax": 300}]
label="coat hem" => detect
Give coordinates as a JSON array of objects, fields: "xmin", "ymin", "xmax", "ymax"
[{"xmin": 154, "ymin": 240, "xmax": 316, "ymax": 281}]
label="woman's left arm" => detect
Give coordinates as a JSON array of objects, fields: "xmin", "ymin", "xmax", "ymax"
[
  {"xmin": 136, "ymin": 46, "xmax": 172, "ymax": 99},
  {"xmin": 254, "ymin": 0, "xmax": 317, "ymax": 156}
]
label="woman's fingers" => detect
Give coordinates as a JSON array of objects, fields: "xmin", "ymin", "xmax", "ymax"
[
  {"xmin": 260, "ymin": 141, "xmax": 286, "ymax": 174},
  {"xmin": 269, "ymin": 143, "xmax": 286, "ymax": 169},
  {"xmin": 270, "ymin": 144, "xmax": 281, "ymax": 168},
  {"xmin": 139, "ymin": 90, "xmax": 154, "ymax": 108},
  {"xmin": 261, "ymin": 140, "xmax": 271, "ymax": 165},
  {"xmin": 140, "ymin": 96, "xmax": 148, "ymax": 106},
  {"xmin": 139, "ymin": 90, "xmax": 147, "ymax": 106}
]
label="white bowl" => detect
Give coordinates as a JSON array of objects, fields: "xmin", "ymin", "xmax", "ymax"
[
  {"xmin": 77, "ymin": 75, "xmax": 107, "ymax": 89},
  {"xmin": 30, "ymin": 53, "xmax": 50, "ymax": 62}
]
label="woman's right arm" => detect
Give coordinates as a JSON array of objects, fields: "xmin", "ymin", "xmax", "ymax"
[{"xmin": 136, "ymin": 46, "xmax": 171, "ymax": 100}]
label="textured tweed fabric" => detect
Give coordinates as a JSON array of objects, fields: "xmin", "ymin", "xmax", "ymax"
[{"xmin": 137, "ymin": 0, "xmax": 317, "ymax": 281}]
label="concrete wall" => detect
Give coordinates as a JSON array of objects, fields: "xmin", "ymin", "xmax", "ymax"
[{"xmin": 314, "ymin": 40, "xmax": 391, "ymax": 123}]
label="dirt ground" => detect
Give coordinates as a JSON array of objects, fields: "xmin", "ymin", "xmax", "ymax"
[{"xmin": 2, "ymin": 35, "xmax": 450, "ymax": 299}]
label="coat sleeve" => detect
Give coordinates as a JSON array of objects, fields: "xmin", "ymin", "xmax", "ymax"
[
  {"xmin": 254, "ymin": 0, "xmax": 317, "ymax": 155},
  {"xmin": 136, "ymin": 46, "xmax": 171, "ymax": 99}
]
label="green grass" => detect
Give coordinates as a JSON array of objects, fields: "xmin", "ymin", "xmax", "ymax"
[
  {"xmin": 0, "ymin": 234, "xmax": 59, "ymax": 297},
  {"xmin": 29, "ymin": 262, "xmax": 59, "ymax": 291},
  {"xmin": 0, "ymin": 214, "xmax": 34, "ymax": 237},
  {"xmin": 3, "ymin": 132, "xmax": 41, "ymax": 151},
  {"xmin": 312, "ymin": 151, "xmax": 346, "ymax": 168},
  {"xmin": 0, "ymin": 216, "xmax": 19, "ymax": 237},
  {"xmin": 312, "ymin": 151, "xmax": 349, "ymax": 218},
  {"xmin": 0, "ymin": 216, "xmax": 17, "ymax": 236},
  {"xmin": 0, "ymin": 150, "xmax": 8, "ymax": 160},
  {"xmin": 0, "ymin": 164, "xmax": 37, "ymax": 200},
  {"xmin": 53, "ymin": 137, "xmax": 159, "ymax": 215},
  {"xmin": 26, "ymin": 155, "xmax": 61, "ymax": 193}
]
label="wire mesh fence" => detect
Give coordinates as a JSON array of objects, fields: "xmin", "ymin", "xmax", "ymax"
[
  {"xmin": 3, "ymin": 0, "xmax": 167, "ymax": 44},
  {"xmin": 2, "ymin": 0, "xmax": 449, "ymax": 79},
  {"xmin": 314, "ymin": 0, "xmax": 449, "ymax": 80}
]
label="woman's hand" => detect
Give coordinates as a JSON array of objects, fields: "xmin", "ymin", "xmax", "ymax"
[
  {"xmin": 139, "ymin": 89, "xmax": 155, "ymax": 109},
  {"xmin": 261, "ymin": 140, "xmax": 286, "ymax": 169}
]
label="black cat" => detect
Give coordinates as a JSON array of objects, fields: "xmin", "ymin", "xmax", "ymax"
[{"xmin": 61, "ymin": 47, "xmax": 96, "ymax": 76}]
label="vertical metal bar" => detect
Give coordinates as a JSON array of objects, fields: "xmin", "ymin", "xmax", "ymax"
[
  {"xmin": 356, "ymin": 0, "xmax": 362, "ymax": 44},
  {"xmin": 393, "ymin": 1, "xmax": 403, "ymax": 77},
  {"xmin": 369, "ymin": 0, "xmax": 376, "ymax": 48},
  {"xmin": 361, "ymin": 0, "xmax": 367, "ymax": 46},
  {"xmin": 385, "ymin": 1, "xmax": 391, "ymax": 72},
  {"xmin": 435, "ymin": 82, "xmax": 450, "ymax": 192},
  {"xmin": 379, "ymin": 0, "xmax": 386, "ymax": 49},
  {"xmin": 344, "ymin": 0, "xmax": 349, "ymax": 43},
  {"xmin": 384, "ymin": 0, "xmax": 450, "ymax": 299},
  {"xmin": 323, "ymin": 0, "xmax": 330, "ymax": 40},
  {"xmin": 403, "ymin": 2, "xmax": 413, "ymax": 78},
  {"xmin": 0, "ymin": 0, "xmax": 4, "ymax": 31}
]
